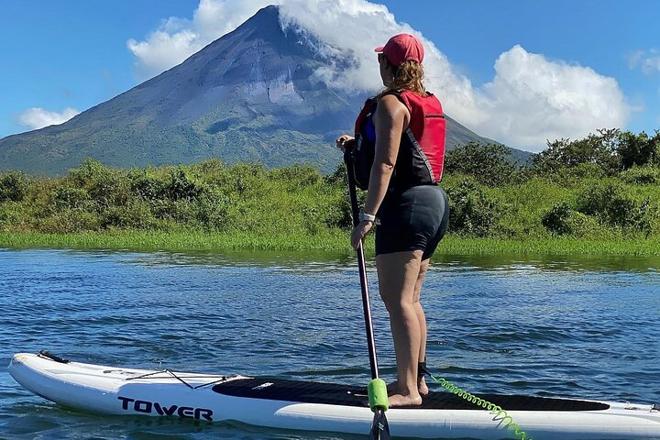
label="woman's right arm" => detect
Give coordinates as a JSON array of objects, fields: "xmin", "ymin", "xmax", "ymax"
[
  {"xmin": 336, "ymin": 134, "xmax": 355, "ymax": 152},
  {"xmin": 361, "ymin": 94, "xmax": 408, "ymax": 217}
]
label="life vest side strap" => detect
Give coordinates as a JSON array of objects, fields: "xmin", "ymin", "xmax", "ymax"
[{"xmin": 404, "ymin": 127, "xmax": 435, "ymax": 184}]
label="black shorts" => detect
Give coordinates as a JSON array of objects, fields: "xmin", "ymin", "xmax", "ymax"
[{"xmin": 375, "ymin": 185, "xmax": 449, "ymax": 260}]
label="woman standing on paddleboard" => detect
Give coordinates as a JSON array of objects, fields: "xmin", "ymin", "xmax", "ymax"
[{"xmin": 337, "ymin": 34, "xmax": 448, "ymax": 407}]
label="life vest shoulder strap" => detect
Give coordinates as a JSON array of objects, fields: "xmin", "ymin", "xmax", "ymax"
[
  {"xmin": 376, "ymin": 90, "xmax": 444, "ymax": 128},
  {"xmin": 354, "ymin": 97, "xmax": 377, "ymax": 136}
]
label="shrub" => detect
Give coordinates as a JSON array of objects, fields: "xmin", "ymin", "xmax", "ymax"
[
  {"xmin": 542, "ymin": 202, "xmax": 573, "ymax": 235},
  {"xmin": 576, "ymin": 183, "xmax": 633, "ymax": 226},
  {"xmin": 301, "ymin": 205, "xmax": 325, "ymax": 235},
  {"xmin": 129, "ymin": 170, "xmax": 165, "ymax": 201},
  {"xmin": 35, "ymin": 210, "xmax": 101, "ymax": 233},
  {"xmin": 164, "ymin": 168, "xmax": 202, "ymax": 201},
  {"xmin": 100, "ymin": 201, "xmax": 154, "ymax": 229},
  {"xmin": 195, "ymin": 186, "xmax": 231, "ymax": 230},
  {"xmin": 541, "ymin": 202, "xmax": 600, "ymax": 236},
  {"xmin": 191, "ymin": 158, "xmax": 224, "ymax": 176},
  {"xmin": 619, "ymin": 166, "xmax": 659, "ymax": 185},
  {"xmin": 270, "ymin": 165, "xmax": 322, "ymax": 187},
  {"xmin": 324, "ymin": 163, "xmax": 347, "ymax": 187},
  {"xmin": 68, "ymin": 158, "xmax": 110, "ymax": 186},
  {"xmin": 445, "ymin": 142, "xmax": 517, "ymax": 186},
  {"xmin": 0, "ymin": 201, "xmax": 24, "ymax": 229},
  {"xmin": 88, "ymin": 172, "xmax": 129, "ymax": 208},
  {"xmin": 0, "ymin": 171, "xmax": 29, "ymax": 202},
  {"xmin": 225, "ymin": 163, "xmax": 267, "ymax": 196},
  {"xmin": 445, "ymin": 178, "xmax": 499, "ymax": 236},
  {"xmin": 52, "ymin": 186, "xmax": 91, "ymax": 210},
  {"xmin": 67, "ymin": 159, "xmax": 130, "ymax": 208},
  {"xmin": 564, "ymin": 211, "xmax": 602, "ymax": 237},
  {"xmin": 324, "ymin": 194, "xmax": 353, "ymax": 229},
  {"xmin": 576, "ymin": 182, "xmax": 656, "ymax": 232},
  {"xmin": 633, "ymin": 198, "xmax": 657, "ymax": 236},
  {"xmin": 561, "ymin": 162, "xmax": 606, "ymax": 180},
  {"xmin": 151, "ymin": 199, "xmax": 196, "ymax": 223}
]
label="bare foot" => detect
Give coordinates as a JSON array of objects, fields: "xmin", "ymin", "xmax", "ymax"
[
  {"xmin": 418, "ymin": 377, "xmax": 429, "ymax": 396},
  {"xmin": 388, "ymin": 379, "xmax": 429, "ymax": 397},
  {"xmin": 389, "ymin": 392, "xmax": 422, "ymax": 407}
]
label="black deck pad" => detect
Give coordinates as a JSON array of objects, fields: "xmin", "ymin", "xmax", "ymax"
[{"xmin": 213, "ymin": 378, "xmax": 610, "ymax": 411}]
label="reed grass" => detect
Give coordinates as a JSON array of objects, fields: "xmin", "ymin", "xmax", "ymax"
[{"xmin": 2, "ymin": 230, "xmax": 658, "ymax": 257}]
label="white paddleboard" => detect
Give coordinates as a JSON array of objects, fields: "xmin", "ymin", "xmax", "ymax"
[{"xmin": 8, "ymin": 352, "xmax": 660, "ymax": 439}]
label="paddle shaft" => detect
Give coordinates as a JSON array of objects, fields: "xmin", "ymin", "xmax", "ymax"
[{"xmin": 343, "ymin": 150, "xmax": 380, "ymax": 380}]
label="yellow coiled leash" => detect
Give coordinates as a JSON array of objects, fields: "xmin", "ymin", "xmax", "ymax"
[{"xmin": 421, "ymin": 365, "xmax": 532, "ymax": 440}]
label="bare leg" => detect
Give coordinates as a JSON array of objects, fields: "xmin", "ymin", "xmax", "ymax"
[
  {"xmin": 376, "ymin": 250, "xmax": 424, "ymax": 407},
  {"xmin": 413, "ymin": 258, "xmax": 430, "ymax": 395},
  {"xmin": 387, "ymin": 258, "xmax": 431, "ymax": 396}
]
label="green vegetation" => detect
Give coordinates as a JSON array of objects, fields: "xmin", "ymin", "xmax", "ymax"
[
  {"xmin": 1, "ymin": 231, "xmax": 657, "ymax": 257},
  {"xmin": 0, "ymin": 129, "xmax": 658, "ymax": 256}
]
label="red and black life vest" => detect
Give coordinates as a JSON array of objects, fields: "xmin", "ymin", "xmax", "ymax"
[{"xmin": 351, "ymin": 90, "xmax": 446, "ymax": 191}]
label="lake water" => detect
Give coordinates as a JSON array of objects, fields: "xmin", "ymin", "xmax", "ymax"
[{"xmin": 0, "ymin": 249, "xmax": 658, "ymax": 439}]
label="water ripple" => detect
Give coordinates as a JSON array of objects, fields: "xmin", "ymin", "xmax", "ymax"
[{"xmin": 0, "ymin": 249, "xmax": 658, "ymax": 438}]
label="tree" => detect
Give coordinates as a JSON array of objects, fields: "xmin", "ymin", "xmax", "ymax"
[
  {"xmin": 444, "ymin": 142, "xmax": 517, "ymax": 186},
  {"xmin": 618, "ymin": 130, "xmax": 659, "ymax": 169},
  {"xmin": 531, "ymin": 129, "xmax": 620, "ymax": 175}
]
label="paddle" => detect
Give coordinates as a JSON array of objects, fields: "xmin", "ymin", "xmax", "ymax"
[{"xmin": 343, "ymin": 146, "xmax": 390, "ymax": 440}]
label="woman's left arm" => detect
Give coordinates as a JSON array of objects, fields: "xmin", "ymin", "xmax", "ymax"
[{"xmin": 350, "ymin": 94, "xmax": 408, "ymax": 249}]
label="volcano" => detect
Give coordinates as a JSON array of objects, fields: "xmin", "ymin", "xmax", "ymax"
[{"xmin": 0, "ymin": 5, "xmax": 525, "ymax": 176}]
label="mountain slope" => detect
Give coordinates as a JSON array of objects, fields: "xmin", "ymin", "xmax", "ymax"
[{"xmin": 0, "ymin": 5, "xmax": 529, "ymax": 175}]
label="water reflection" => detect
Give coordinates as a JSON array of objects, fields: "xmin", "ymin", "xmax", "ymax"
[{"xmin": 22, "ymin": 247, "xmax": 654, "ymax": 273}]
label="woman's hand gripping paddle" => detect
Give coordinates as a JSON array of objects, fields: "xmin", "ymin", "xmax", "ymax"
[{"xmin": 343, "ymin": 145, "xmax": 390, "ymax": 440}]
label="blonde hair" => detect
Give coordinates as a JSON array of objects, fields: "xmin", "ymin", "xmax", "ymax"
[{"xmin": 381, "ymin": 60, "xmax": 426, "ymax": 96}]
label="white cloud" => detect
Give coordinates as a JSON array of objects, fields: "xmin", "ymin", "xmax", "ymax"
[
  {"xmin": 127, "ymin": 29, "xmax": 198, "ymax": 79},
  {"xmin": 628, "ymin": 49, "xmax": 660, "ymax": 74},
  {"xmin": 475, "ymin": 45, "xmax": 629, "ymax": 148},
  {"xmin": 18, "ymin": 107, "xmax": 80, "ymax": 130},
  {"xmin": 127, "ymin": 0, "xmax": 274, "ymax": 78},
  {"xmin": 126, "ymin": 0, "xmax": 630, "ymax": 151},
  {"xmin": 275, "ymin": 0, "xmax": 486, "ymax": 135}
]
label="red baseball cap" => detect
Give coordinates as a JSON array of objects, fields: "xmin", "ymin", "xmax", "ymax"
[{"xmin": 375, "ymin": 33, "xmax": 425, "ymax": 66}]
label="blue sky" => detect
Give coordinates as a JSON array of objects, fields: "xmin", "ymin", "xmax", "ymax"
[{"xmin": 1, "ymin": 0, "xmax": 658, "ymax": 150}]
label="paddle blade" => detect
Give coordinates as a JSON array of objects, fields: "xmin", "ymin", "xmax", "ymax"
[{"xmin": 369, "ymin": 409, "xmax": 391, "ymax": 440}]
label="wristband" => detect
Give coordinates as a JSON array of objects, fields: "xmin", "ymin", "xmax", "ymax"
[{"xmin": 359, "ymin": 209, "xmax": 376, "ymax": 223}]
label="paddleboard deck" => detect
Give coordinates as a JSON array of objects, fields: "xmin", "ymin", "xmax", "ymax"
[
  {"xmin": 9, "ymin": 352, "xmax": 660, "ymax": 439},
  {"xmin": 213, "ymin": 377, "xmax": 609, "ymax": 411}
]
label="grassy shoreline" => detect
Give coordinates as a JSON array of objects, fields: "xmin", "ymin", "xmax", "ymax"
[{"xmin": 1, "ymin": 230, "xmax": 658, "ymax": 257}]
